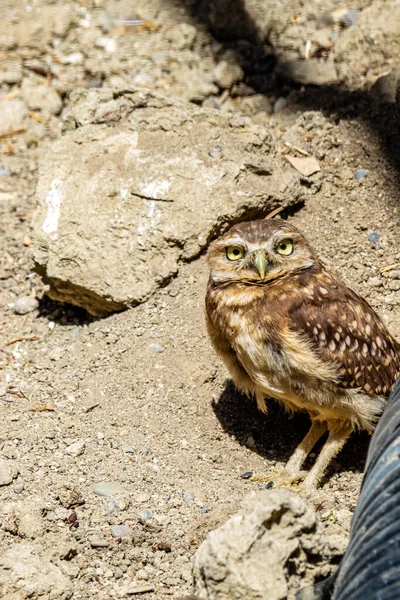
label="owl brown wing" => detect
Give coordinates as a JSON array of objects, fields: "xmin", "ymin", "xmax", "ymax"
[{"xmin": 290, "ymin": 287, "xmax": 400, "ymax": 397}]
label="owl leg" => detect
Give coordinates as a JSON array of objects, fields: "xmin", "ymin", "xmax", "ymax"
[
  {"xmin": 250, "ymin": 420, "xmax": 327, "ymax": 485},
  {"xmin": 303, "ymin": 423, "xmax": 353, "ymax": 493},
  {"xmin": 284, "ymin": 420, "xmax": 328, "ymax": 480}
]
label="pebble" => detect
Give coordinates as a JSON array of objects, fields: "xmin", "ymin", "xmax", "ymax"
[
  {"xmin": 135, "ymin": 492, "xmax": 150, "ymax": 503},
  {"xmin": 122, "ymin": 584, "xmax": 155, "ymax": 595},
  {"xmin": 183, "ymin": 491, "xmax": 195, "ymax": 502},
  {"xmin": 213, "ymin": 60, "xmax": 244, "ymax": 89},
  {"xmin": 0, "ymin": 167, "xmax": 10, "ymax": 177},
  {"xmin": 340, "ymin": 9, "xmax": 358, "ymax": 27},
  {"xmin": 120, "ymin": 444, "xmax": 135, "ymax": 454},
  {"xmin": 1, "ymin": 277, "xmax": 15, "ymax": 289},
  {"xmin": 368, "ymin": 232, "xmax": 380, "ymax": 243},
  {"xmin": 89, "ymin": 536, "xmax": 110, "ymax": 549},
  {"xmin": 111, "ymin": 524, "xmax": 133, "ymax": 538},
  {"xmin": 369, "ymin": 276, "xmax": 382, "ymax": 288},
  {"xmin": 137, "ymin": 510, "xmax": 152, "ymax": 520},
  {"xmin": 0, "ymin": 459, "xmax": 19, "ymax": 486},
  {"xmin": 93, "ymin": 481, "xmax": 126, "ymax": 498},
  {"xmin": 273, "ymin": 97, "xmax": 287, "ymax": 113},
  {"xmin": 240, "ymin": 471, "xmax": 253, "ymax": 479},
  {"xmin": 13, "ymin": 296, "xmax": 39, "ymax": 315},
  {"xmin": 65, "ymin": 441, "xmax": 86, "ymax": 457},
  {"xmin": 14, "ymin": 482, "xmax": 25, "ymax": 494},
  {"xmin": 354, "ymin": 169, "xmax": 367, "ymax": 180},
  {"xmin": 0, "ymin": 382, "xmax": 7, "ymax": 397},
  {"xmin": 149, "ymin": 343, "xmax": 164, "ymax": 353},
  {"xmin": 200, "ymin": 506, "xmax": 209, "ymax": 514}
]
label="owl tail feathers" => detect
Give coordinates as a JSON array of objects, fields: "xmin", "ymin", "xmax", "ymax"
[{"xmin": 345, "ymin": 392, "xmax": 386, "ymax": 433}]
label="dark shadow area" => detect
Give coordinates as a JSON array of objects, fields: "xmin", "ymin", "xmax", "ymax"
[
  {"xmin": 174, "ymin": 0, "xmax": 400, "ymax": 194},
  {"xmin": 38, "ymin": 296, "xmax": 95, "ymax": 327},
  {"xmin": 213, "ymin": 380, "xmax": 371, "ymax": 478}
]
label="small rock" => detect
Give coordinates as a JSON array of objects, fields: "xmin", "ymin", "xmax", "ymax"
[
  {"xmin": 111, "ymin": 524, "xmax": 132, "ymax": 538},
  {"xmin": 339, "ymin": 9, "xmax": 358, "ymax": 27},
  {"xmin": 65, "ymin": 440, "xmax": 85, "ymax": 457},
  {"xmin": 183, "ymin": 491, "xmax": 195, "ymax": 502},
  {"xmin": 213, "ymin": 60, "xmax": 244, "ymax": 89},
  {"xmin": 368, "ymin": 232, "xmax": 380, "ymax": 243},
  {"xmin": 123, "ymin": 584, "xmax": 155, "ymax": 595},
  {"xmin": 137, "ymin": 510, "xmax": 152, "ymax": 520},
  {"xmin": 369, "ymin": 276, "xmax": 383, "ymax": 288},
  {"xmin": 89, "ymin": 536, "xmax": 110, "ymax": 548},
  {"xmin": 120, "ymin": 444, "xmax": 135, "ymax": 454},
  {"xmin": 240, "ymin": 471, "xmax": 253, "ymax": 479},
  {"xmin": 0, "ymin": 459, "xmax": 19, "ymax": 486},
  {"xmin": 0, "ymin": 167, "xmax": 10, "ymax": 177},
  {"xmin": 13, "ymin": 296, "xmax": 39, "ymax": 315},
  {"xmin": 312, "ymin": 29, "xmax": 332, "ymax": 50},
  {"xmin": 281, "ymin": 59, "xmax": 337, "ymax": 86},
  {"xmin": 93, "ymin": 481, "xmax": 126, "ymax": 498},
  {"xmin": 0, "ymin": 57, "xmax": 22, "ymax": 85},
  {"xmin": 57, "ymin": 485, "xmax": 84, "ymax": 508},
  {"xmin": 23, "ymin": 85, "xmax": 62, "ymax": 115},
  {"xmin": 56, "ymin": 542, "xmax": 78, "ymax": 561},
  {"xmin": 0, "ymin": 382, "xmax": 7, "ymax": 397},
  {"xmin": 273, "ymin": 97, "xmax": 287, "ymax": 113},
  {"xmin": 238, "ymin": 95, "xmax": 272, "ymax": 116},
  {"xmin": 135, "ymin": 493, "xmax": 150, "ymax": 503},
  {"xmin": 60, "ymin": 52, "xmax": 84, "ymax": 65},
  {"xmin": 0, "ymin": 99, "xmax": 27, "ymax": 135},
  {"xmin": 202, "ymin": 97, "xmax": 222, "ymax": 110},
  {"xmin": 354, "ymin": 169, "xmax": 367, "ymax": 180},
  {"xmin": 166, "ymin": 23, "xmax": 197, "ymax": 50},
  {"xmin": 14, "ymin": 483, "xmax": 25, "ymax": 494},
  {"xmin": 370, "ymin": 70, "xmax": 400, "ymax": 104},
  {"xmin": 149, "ymin": 343, "xmax": 164, "ymax": 353}
]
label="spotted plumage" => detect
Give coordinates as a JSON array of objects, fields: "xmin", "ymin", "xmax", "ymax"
[{"xmin": 205, "ymin": 218, "xmax": 400, "ymax": 491}]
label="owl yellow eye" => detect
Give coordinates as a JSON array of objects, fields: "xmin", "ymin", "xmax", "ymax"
[
  {"xmin": 226, "ymin": 246, "xmax": 244, "ymax": 261},
  {"xmin": 276, "ymin": 239, "xmax": 294, "ymax": 256}
]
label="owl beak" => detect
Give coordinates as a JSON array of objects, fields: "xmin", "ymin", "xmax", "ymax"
[{"xmin": 255, "ymin": 254, "xmax": 267, "ymax": 279}]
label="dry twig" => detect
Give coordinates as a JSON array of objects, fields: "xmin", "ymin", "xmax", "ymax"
[{"xmin": 3, "ymin": 335, "xmax": 41, "ymax": 347}]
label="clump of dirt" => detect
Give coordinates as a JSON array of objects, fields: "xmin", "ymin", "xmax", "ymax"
[{"xmin": 1, "ymin": 1, "xmax": 400, "ymax": 599}]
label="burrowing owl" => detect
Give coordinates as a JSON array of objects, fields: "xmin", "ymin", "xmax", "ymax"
[{"xmin": 205, "ymin": 219, "xmax": 400, "ymax": 492}]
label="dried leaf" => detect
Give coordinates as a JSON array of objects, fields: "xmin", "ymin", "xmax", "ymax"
[{"xmin": 284, "ymin": 155, "xmax": 321, "ymax": 177}]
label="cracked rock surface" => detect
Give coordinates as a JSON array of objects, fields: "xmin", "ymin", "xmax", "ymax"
[
  {"xmin": 193, "ymin": 490, "xmax": 346, "ymax": 600},
  {"xmin": 32, "ymin": 89, "xmax": 302, "ymax": 316}
]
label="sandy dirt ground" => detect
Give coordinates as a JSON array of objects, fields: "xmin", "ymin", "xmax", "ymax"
[{"xmin": 1, "ymin": 1, "xmax": 400, "ymax": 598}]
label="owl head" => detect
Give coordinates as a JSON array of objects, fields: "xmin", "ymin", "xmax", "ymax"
[{"xmin": 207, "ymin": 219, "xmax": 318, "ymax": 285}]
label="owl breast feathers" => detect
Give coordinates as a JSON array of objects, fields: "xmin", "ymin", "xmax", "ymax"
[{"xmin": 205, "ymin": 218, "xmax": 400, "ymax": 491}]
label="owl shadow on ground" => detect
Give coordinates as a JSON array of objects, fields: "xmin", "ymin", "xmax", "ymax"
[{"xmin": 212, "ymin": 380, "xmax": 371, "ymax": 477}]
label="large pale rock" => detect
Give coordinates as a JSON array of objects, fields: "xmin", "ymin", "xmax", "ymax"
[
  {"xmin": 193, "ymin": 490, "xmax": 345, "ymax": 600},
  {"xmin": 0, "ymin": 459, "xmax": 19, "ymax": 486},
  {"xmin": 0, "ymin": 544, "xmax": 73, "ymax": 599},
  {"xmin": 32, "ymin": 89, "xmax": 303, "ymax": 316},
  {"xmin": 3, "ymin": 500, "xmax": 46, "ymax": 539}
]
